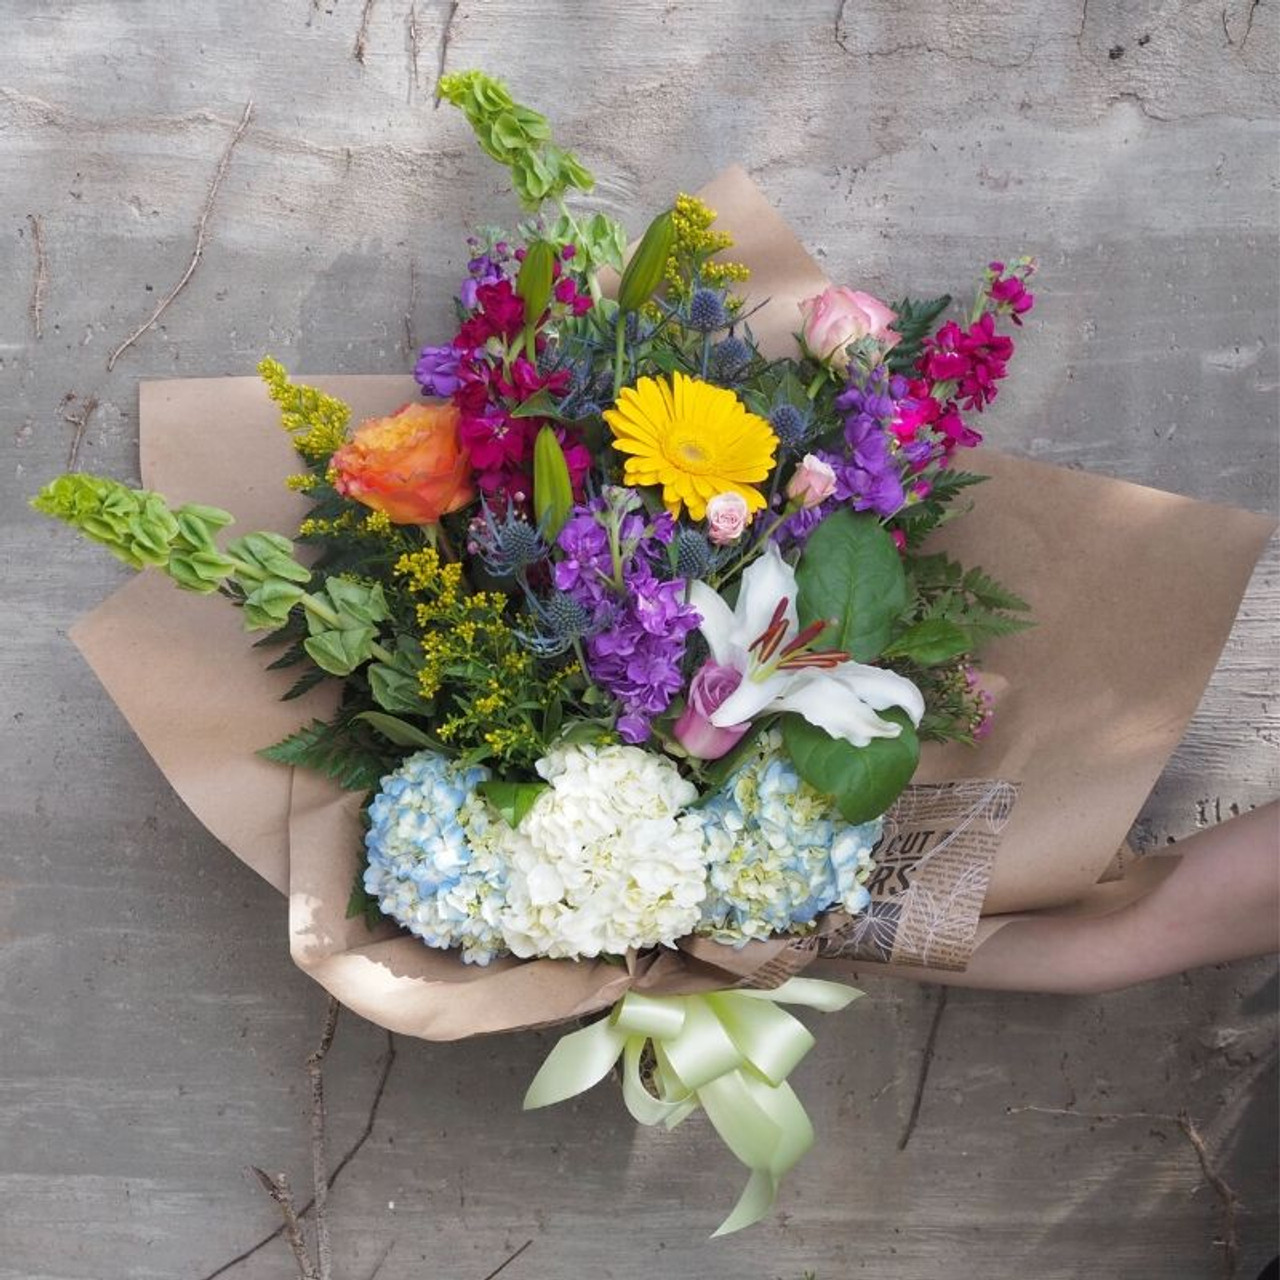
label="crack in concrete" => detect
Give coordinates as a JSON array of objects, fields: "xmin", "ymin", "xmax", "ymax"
[
  {"xmin": 407, "ymin": 3, "xmax": 422, "ymax": 97},
  {"xmin": 196, "ymin": 1030, "xmax": 398, "ymax": 1280},
  {"xmin": 897, "ymin": 987, "xmax": 949, "ymax": 1151},
  {"xmin": 1223, "ymin": 0, "xmax": 1263, "ymax": 47},
  {"xmin": 479, "ymin": 1239, "xmax": 534, "ymax": 1280},
  {"xmin": 433, "ymin": 0, "xmax": 460, "ymax": 109},
  {"xmin": 1007, "ymin": 1105, "xmax": 1241, "ymax": 1278},
  {"xmin": 833, "ymin": 34, "xmax": 1035, "ymax": 70},
  {"xmin": 26, "ymin": 212, "xmax": 47, "ymax": 340},
  {"xmin": 63, "ymin": 393, "xmax": 98, "ymax": 470},
  {"xmin": 106, "ymin": 100, "xmax": 254, "ymax": 372},
  {"xmin": 353, "ymin": 0, "xmax": 376, "ymax": 64}
]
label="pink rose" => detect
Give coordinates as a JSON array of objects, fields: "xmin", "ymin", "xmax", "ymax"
[
  {"xmin": 705, "ymin": 491, "xmax": 750, "ymax": 546},
  {"xmin": 798, "ymin": 287, "xmax": 900, "ymax": 372},
  {"xmin": 786, "ymin": 453, "xmax": 837, "ymax": 509},
  {"xmin": 674, "ymin": 662, "xmax": 751, "ymax": 760}
]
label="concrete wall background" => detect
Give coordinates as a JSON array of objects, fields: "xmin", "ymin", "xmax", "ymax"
[{"xmin": 2, "ymin": 2, "xmax": 1276, "ymax": 1277}]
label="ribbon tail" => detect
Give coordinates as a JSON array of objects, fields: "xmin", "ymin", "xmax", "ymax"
[
  {"xmin": 523, "ymin": 1017, "xmax": 628, "ymax": 1111},
  {"xmin": 738, "ymin": 976, "xmax": 864, "ymax": 1013},
  {"xmin": 711, "ymin": 1169, "xmax": 778, "ymax": 1238}
]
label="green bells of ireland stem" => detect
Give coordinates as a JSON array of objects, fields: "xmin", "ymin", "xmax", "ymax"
[
  {"xmin": 523, "ymin": 977, "xmax": 862, "ymax": 1236},
  {"xmin": 32, "ymin": 473, "xmax": 396, "ymax": 679}
]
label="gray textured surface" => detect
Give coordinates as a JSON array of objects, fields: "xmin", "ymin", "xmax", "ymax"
[{"xmin": 2, "ymin": 2, "xmax": 1278, "ymax": 1277}]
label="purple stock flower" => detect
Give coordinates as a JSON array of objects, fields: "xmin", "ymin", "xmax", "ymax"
[
  {"xmin": 414, "ymin": 343, "xmax": 464, "ymax": 398},
  {"xmin": 554, "ymin": 492, "xmax": 700, "ymax": 742}
]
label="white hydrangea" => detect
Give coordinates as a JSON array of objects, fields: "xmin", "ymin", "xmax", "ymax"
[{"xmin": 497, "ymin": 742, "xmax": 714, "ymax": 959}]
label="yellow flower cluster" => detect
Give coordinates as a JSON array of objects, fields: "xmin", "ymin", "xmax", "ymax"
[
  {"xmin": 285, "ymin": 473, "xmax": 319, "ymax": 493},
  {"xmin": 665, "ymin": 193, "xmax": 751, "ymax": 301},
  {"xmin": 259, "ymin": 357, "xmax": 351, "ymax": 463},
  {"xmin": 394, "ymin": 549, "xmax": 571, "ymax": 767}
]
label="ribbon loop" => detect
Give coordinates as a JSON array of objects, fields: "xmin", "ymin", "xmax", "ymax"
[{"xmin": 522, "ymin": 977, "xmax": 863, "ymax": 1235}]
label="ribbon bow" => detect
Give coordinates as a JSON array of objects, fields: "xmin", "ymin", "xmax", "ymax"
[{"xmin": 523, "ymin": 976, "xmax": 862, "ymax": 1235}]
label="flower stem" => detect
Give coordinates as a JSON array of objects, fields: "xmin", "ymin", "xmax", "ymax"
[{"xmin": 612, "ymin": 314, "xmax": 628, "ymax": 398}]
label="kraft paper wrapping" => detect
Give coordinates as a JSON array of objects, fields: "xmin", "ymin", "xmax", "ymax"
[{"xmin": 70, "ymin": 169, "xmax": 1275, "ymax": 1040}]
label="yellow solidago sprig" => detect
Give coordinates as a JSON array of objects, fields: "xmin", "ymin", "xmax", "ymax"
[
  {"xmin": 665, "ymin": 193, "xmax": 750, "ymax": 305},
  {"xmin": 394, "ymin": 547, "xmax": 577, "ymax": 769},
  {"xmin": 259, "ymin": 357, "xmax": 350, "ymax": 464}
]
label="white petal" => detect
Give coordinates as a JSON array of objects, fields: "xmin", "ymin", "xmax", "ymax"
[
  {"xmin": 687, "ymin": 579, "xmax": 739, "ymax": 667},
  {"xmin": 732, "ymin": 543, "xmax": 800, "ymax": 650},
  {"xmin": 709, "ymin": 673, "xmax": 788, "ymax": 727},
  {"xmin": 833, "ymin": 661, "xmax": 926, "ymax": 726},
  {"xmin": 776, "ymin": 673, "xmax": 905, "ymax": 747}
]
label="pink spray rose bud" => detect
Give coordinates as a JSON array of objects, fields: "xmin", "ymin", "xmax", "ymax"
[
  {"xmin": 798, "ymin": 286, "xmax": 900, "ymax": 372},
  {"xmin": 786, "ymin": 453, "xmax": 837, "ymax": 509},
  {"xmin": 673, "ymin": 662, "xmax": 751, "ymax": 760},
  {"xmin": 705, "ymin": 491, "xmax": 750, "ymax": 546}
]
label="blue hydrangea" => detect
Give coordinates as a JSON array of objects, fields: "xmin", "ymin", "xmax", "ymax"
[
  {"xmin": 363, "ymin": 751, "xmax": 510, "ymax": 965},
  {"xmin": 695, "ymin": 731, "xmax": 882, "ymax": 946}
]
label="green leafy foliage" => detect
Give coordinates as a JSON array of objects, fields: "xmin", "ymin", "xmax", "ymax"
[
  {"xmin": 882, "ymin": 618, "xmax": 971, "ymax": 666},
  {"xmin": 354, "ymin": 711, "xmax": 439, "ymax": 750},
  {"xmin": 795, "ymin": 511, "xmax": 908, "ymax": 661},
  {"xmin": 476, "ymin": 779, "xmax": 548, "ymax": 827},
  {"xmin": 907, "ymin": 553, "xmax": 1034, "ymax": 648},
  {"xmin": 891, "ymin": 470, "xmax": 988, "ymax": 549},
  {"xmin": 304, "ymin": 578, "xmax": 391, "ymax": 675},
  {"xmin": 346, "ymin": 861, "xmax": 384, "ymax": 928},
  {"xmin": 259, "ymin": 715, "xmax": 396, "ymax": 792},
  {"xmin": 885, "ymin": 295, "xmax": 951, "ymax": 373},
  {"xmin": 781, "ymin": 710, "xmax": 920, "ymax": 825},
  {"xmin": 438, "ymin": 69, "xmax": 594, "ymax": 210}
]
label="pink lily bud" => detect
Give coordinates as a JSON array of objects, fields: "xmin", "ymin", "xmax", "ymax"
[{"xmin": 674, "ymin": 662, "xmax": 751, "ymax": 760}]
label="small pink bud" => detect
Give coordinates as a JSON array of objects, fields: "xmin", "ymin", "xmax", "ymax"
[
  {"xmin": 705, "ymin": 491, "xmax": 750, "ymax": 546},
  {"xmin": 786, "ymin": 454, "xmax": 838, "ymax": 509}
]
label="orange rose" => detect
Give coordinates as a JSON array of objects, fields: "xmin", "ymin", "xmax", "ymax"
[{"xmin": 331, "ymin": 402, "xmax": 475, "ymax": 524}]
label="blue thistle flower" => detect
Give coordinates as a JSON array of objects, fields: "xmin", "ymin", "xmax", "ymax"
[
  {"xmin": 519, "ymin": 590, "xmax": 594, "ymax": 656},
  {"xmin": 768, "ymin": 403, "xmax": 810, "ymax": 450},
  {"xmin": 472, "ymin": 503, "xmax": 547, "ymax": 577},
  {"xmin": 711, "ymin": 335, "xmax": 752, "ymax": 382},
  {"xmin": 674, "ymin": 527, "xmax": 715, "ymax": 580},
  {"xmin": 688, "ymin": 288, "xmax": 728, "ymax": 333}
]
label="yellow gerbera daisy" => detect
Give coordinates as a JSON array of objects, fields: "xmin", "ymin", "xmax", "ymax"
[{"xmin": 604, "ymin": 372, "xmax": 778, "ymax": 520}]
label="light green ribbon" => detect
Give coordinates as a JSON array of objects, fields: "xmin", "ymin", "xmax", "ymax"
[{"xmin": 523, "ymin": 976, "xmax": 862, "ymax": 1236}]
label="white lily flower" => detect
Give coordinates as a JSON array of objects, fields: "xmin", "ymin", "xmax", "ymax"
[{"xmin": 687, "ymin": 542, "xmax": 925, "ymax": 748}]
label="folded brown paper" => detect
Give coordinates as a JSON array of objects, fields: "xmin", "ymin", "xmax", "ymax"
[{"xmin": 71, "ymin": 169, "xmax": 1275, "ymax": 1040}]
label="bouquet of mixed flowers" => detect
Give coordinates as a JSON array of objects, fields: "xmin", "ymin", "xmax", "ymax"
[{"xmin": 35, "ymin": 71, "xmax": 1040, "ymax": 1232}]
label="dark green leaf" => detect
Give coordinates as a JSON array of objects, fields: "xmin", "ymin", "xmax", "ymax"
[
  {"xmin": 782, "ymin": 710, "xmax": 919, "ymax": 825},
  {"xmin": 883, "ymin": 618, "xmax": 970, "ymax": 666},
  {"xmin": 283, "ymin": 667, "xmax": 329, "ymax": 701},
  {"xmin": 354, "ymin": 711, "xmax": 438, "ymax": 750},
  {"xmin": 259, "ymin": 718, "xmax": 392, "ymax": 791},
  {"xmin": 886, "ymin": 295, "xmax": 952, "ymax": 373},
  {"xmin": 509, "ymin": 388, "xmax": 567, "ymax": 421},
  {"xmin": 795, "ymin": 510, "xmax": 908, "ymax": 661}
]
